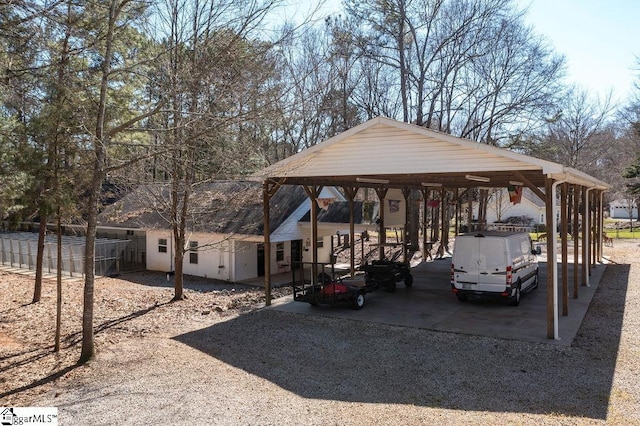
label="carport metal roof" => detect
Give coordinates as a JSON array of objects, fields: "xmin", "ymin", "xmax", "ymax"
[
  {"xmin": 254, "ymin": 116, "xmax": 611, "ymax": 341},
  {"xmin": 253, "ymin": 116, "xmax": 610, "ymax": 191}
]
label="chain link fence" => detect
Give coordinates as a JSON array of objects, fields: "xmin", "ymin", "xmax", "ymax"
[{"xmin": 0, "ymin": 232, "xmax": 141, "ymax": 277}]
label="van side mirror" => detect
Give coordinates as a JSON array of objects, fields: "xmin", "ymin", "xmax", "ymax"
[{"xmin": 532, "ymin": 246, "xmax": 542, "ymax": 255}]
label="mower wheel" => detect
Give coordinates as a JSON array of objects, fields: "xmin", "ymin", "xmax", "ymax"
[{"xmin": 352, "ymin": 292, "xmax": 366, "ymax": 310}]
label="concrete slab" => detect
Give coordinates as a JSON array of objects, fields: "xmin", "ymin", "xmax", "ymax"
[
  {"xmin": 269, "ymin": 256, "xmax": 606, "ymax": 346},
  {"xmin": 0, "ymin": 264, "xmax": 83, "ymax": 282}
]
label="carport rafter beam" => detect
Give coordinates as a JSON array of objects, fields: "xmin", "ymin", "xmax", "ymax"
[{"xmin": 514, "ymin": 171, "xmax": 545, "ymax": 201}]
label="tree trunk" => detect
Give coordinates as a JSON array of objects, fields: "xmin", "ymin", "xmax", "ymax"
[
  {"xmin": 397, "ymin": 0, "xmax": 409, "ymax": 123},
  {"xmin": 79, "ymin": 166, "xmax": 101, "ymax": 364},
  {"xmin": 173, "ymin": 254, "xmax": 184, "ymax": 301},
  {"xmin": 79, "ymin": 0, "xmax": 116, "ymax": 365},
  {"xmin": 173, "ymin": 230, "xmax": 185, "ymax": 301},
  {"xmin": 32, "ymin": 215, "xmax": 47, "ymax": 303},
  {"xmin": 55, "ymin": 211, "xmax": 62, "ymax": 352}
]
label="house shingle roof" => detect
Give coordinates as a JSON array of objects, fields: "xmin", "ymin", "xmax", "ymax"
[
  {"xmin": 98, "ymin": 181, "xmax": 307, "ymax": 236},
  {"xmin": 299, "ymin": 201, "xmax": 370, "ymax": 223}
]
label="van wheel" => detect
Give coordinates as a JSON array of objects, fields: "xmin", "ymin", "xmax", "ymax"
[
  {"xmin": 509, "ymin": 283, "xmax": 521, "ymax": 306},
  {"xmin": 533, "ymin": 270, "xmax": 539, "ymax": 289}
]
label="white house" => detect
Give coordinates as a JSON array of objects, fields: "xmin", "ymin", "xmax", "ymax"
[
  {"xmin": 472, "ymin": 187, "xmax": 559, "ymax": 228},
  {"xmin": 97, "ymin": 181, "xmax": 384, "ymax": 282},
  {"xmin": 609, "ymin": 198, "xmax": 638, "ymax": 219}
]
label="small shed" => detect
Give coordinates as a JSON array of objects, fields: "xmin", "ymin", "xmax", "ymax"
[{"xmin": 253, "ymin": 117, "xmax": 610, "ymax": 340}]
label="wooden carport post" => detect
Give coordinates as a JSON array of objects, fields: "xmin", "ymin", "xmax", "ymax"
[
  {"xmin": 454, "ymin": 188, "xmax": 460, "ymax": 236},
  {"xmin": 545, "ymin": 177, "xmax": 555, "ymax": 339},
  {"xmin": 375, "ymin": 187, "xmax": 388, "ymax": 260},
  {"xmin": 343, "ymin": 186, "xmax": 359, "ymax": 276},
  {"xmin": 591, "ymin": 190, "xmax": 597, "ymax": 267},
  {"xmin": 263, "ymin": 179, "xmax": 283, "ymax": 306},
  {"xmin": 303, "ymin": 185, "xmax": 323, "ymax": 284},
  {"xmin": 589, "ymin": 189, "xmax": 596, "ymax": 274},
  {"xmin": 561, "ymin": 183, "xmax": 569, "ymax": 316},
  {"xmin": 597, "ymin": 191, "xmax": 604, "ymax": 262},
  {"xmin": 581, "ymin": 186, "xmax": 588, "ymax": 286},
  {"xmin": 421, "ymin": 188, "xmax": 429, "ymax": 260},
  {"xmin": 572, "ymin": 185, "xmax": 580, "ymax": 299},
  {"xmin": 592, "ymin": 191, "xmax": 598, "ymax": 263},
  {"xmin": 402, "ymin": 187, "xmax": 411, "ymax": 264}
]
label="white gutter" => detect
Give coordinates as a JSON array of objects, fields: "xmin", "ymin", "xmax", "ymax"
[
  {"xmin": 551, "ymin": 175, "xmax": 568, "ymax": 340},
  {"xmin": 584, "ymin": 186, "xmax": 596, "ymax": 287},
  {"xmin": 599, "ymin": 191, "xmax": 605, "ymax": 263}
]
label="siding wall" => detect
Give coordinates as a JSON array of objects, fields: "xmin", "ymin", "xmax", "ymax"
[{"xmin": 146, "ymin": 230, "xmax": 232, "ymax": 281}]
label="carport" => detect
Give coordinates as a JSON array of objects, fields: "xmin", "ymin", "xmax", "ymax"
[{"xmin": 253, "ymin": 117, "xmax": 610, "ymax": 340}]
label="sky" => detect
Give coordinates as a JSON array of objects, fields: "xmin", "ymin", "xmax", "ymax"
[
  {"xmin": 290, "ymin": 0, "xmax": 640, "ymax": 105},
  {"xmin": 517, "ymin": 0, "xmax": 640, "ymax": 104}
]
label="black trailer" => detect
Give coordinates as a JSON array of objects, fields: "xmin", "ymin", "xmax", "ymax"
[
  {"xmin": 360, "ymin": 259, "xmax": 413, "ymax": 293},
  {"xmin": 291, "ymin": 260, "xmax": 413, "ymax": 309}
]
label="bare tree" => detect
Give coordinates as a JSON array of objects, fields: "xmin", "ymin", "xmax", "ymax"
[
  {"xmin": 268, "ymin": 25, "xmax": 342, "ymax": 158},
  {"xmin": 79, "ymin": 0, "xmax": 162, "ymax": 364},
  {"xmin": 525, "ymin": 87, "xmax": 615, "ymax": 171},
  {"xmin": 486, "ymin": 188, "xmax": 515, "ymax": 223},
  {"xmin": 344, "ymin": 0, "xmax": 564, "ymax": 143},
  {"xmin": 148, "ymin": 0, "xmax": 280, "ymax": 300}
]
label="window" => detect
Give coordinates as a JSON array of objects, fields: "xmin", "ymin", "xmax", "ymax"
[
  {"xmin": 126, "ymin": 230, "xmax": 134, "ymax": 236},
  {"xmin": 316, "ymin": 237, "xmax": 324, "ymax": 248},
  {"xmin": 276, "ymin": 242, "xmax": 284, "ymax": 262},
  {"xmin": 158, "ymin": 238, "xmax": 167, "ymax": 253},
  {"xmin": 189, "ymin": 241, "xmax": 198, "ymax": 264}
]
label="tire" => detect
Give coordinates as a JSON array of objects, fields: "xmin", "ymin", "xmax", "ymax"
[
  {"xmin": 352, "ymin": 292, "xmax": 365, "ymax": 310},
  {"xmin": 532, "ymin": 269, "xmax": 539, "ymax": 290},
  {"xmin": 404, "ymin": 274, "xmax": 414, "ymax": 287},
  {"xmin": 509, "ymin": 282, "xmax": 521, "ymax": 306}
]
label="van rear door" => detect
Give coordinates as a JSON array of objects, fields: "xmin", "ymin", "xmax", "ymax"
[
  {"xmin": 454, "ymin": 236, "xmax": 507, "ymax": 291},
  {"xmin": 452, "ymin": 236, "xmax": 480, "ymax": 289},
  {"xmin": 475, "ymin": 237, "xmax": 509, "ymax": 292}
]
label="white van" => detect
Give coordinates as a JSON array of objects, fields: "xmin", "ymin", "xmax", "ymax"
[{"xmin": 451, "ymin": 231, "xmax": 540, "ymax": 306}]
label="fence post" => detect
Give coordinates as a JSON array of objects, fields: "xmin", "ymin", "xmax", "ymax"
[
  {"xmin": 47, "ymin": 243, "xmax": 52, "ymax": 273},
  {"xmin": 69, "ymin": 245, "xmax": 74, "ymax": 277},
  {"xmin": 28, "ymin": 240, "xmax": 32, "ymax": 270}
]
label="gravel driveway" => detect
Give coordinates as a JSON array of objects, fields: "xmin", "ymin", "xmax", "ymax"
[{"xmin": 2, "ymin": 241, "xmax": 639, "ymax": 425}]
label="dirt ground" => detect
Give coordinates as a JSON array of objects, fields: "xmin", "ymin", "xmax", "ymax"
[
  {"xmin": 0, "ymin": 271, "xmax": 291, "ymax": 405},
  {"xmin": 1, "ymin": 240, "xmax": 640, "ymax": 425}
]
